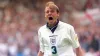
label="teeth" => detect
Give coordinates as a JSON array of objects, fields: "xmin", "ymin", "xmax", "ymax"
[{"xmin": 49, "ymin": 17, "xmax": 53, "ymax": 20}]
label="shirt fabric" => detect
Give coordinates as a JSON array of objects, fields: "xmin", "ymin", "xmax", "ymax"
[{"xmin": 38, "ymin": 21, "xmax": 80, "ymax": 56}]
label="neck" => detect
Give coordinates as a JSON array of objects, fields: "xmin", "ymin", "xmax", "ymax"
[
  {"xmin": 47, "ymin": 20, "xmax": 59, "ymax": 28},
  {"xmin": 48, "ymin": 22, "xmax": 57, "ymax": 28}
]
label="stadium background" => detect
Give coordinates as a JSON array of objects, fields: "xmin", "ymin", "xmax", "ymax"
[{"xmin": 0, "ymin": 0, "xmax": 99, "ymax": 56}]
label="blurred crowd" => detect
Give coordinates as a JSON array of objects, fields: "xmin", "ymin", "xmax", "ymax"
[{"xmin": 0, "ymin": 0, "xmax": 99, "ymax": 56}]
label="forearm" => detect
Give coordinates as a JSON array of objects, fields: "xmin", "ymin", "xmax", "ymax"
[
  {"xmin": 37, "ymin": 51, "xmax": 44, "ymax": 56},
  {"xmin": 76, "ymin": 47, "xmax": 84, "ymax": 56}
]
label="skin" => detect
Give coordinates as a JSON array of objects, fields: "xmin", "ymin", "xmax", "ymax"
[{"xmin": 44, "ymin": 7, "xmax": 59, "ymax": 27}]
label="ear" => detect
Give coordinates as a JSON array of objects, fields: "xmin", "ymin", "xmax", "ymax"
[
  {"xmin": 57, "ymin": 13, "xmax": 60, "ymax": 17},
  {"xmin": 45, "ymin": 15, "xmax": 46, "ymax": 18},
  {"xmin": 45, "ymin": 15, "xmax": 48, "ymax": 19},
  {"xmin": 45, "ymin": 14, "xmax": 47, "ymax": 18}
]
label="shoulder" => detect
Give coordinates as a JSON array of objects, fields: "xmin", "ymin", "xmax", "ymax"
[
  {"xmin": 59, "ymin": 21, "xmax": 74, "ymax": 29},
  {"xmin": 38, "ymin": 24, "xmax": 46, "ymax": 32}
]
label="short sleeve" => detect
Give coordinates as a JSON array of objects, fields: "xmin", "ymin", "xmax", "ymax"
[
  {"xmin": 70, "ymin": 26, "xmax": 80, "ymax": 48},
  {"xmin": 38, "ymin": 30, "xmax": 44, "ymax": 53}
]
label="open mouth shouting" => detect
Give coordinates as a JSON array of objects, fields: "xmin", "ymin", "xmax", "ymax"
[{"xmin": 49, "ymin": 17, "xmax": 53, "ymax": 20}]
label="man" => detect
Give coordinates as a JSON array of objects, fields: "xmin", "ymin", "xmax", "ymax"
[{"xmin": 37, "ymin": 1, "xmax": 84, "ymax": 56}]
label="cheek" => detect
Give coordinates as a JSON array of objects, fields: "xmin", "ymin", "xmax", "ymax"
[
  {"xmin": 53, "ymin": 14, "xmax": 59, "ymax": 18},
  {"xmin": 45, "ymin": 17, "xmax": 48, "ymax": 21},
  {"xmin": 53, "ymin": 13, "xmax": 59, "ymax": 16}
]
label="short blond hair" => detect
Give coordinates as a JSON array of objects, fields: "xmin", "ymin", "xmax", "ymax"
[{"xmin": 45, "ymin": 1, "xmax": 59, "ymax": 13}]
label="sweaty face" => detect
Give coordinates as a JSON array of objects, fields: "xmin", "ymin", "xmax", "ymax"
[{"xmin": 45, "ymin": 7, "xmax": 59, "ymax": 25}]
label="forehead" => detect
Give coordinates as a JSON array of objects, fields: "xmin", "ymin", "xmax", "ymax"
[{"xmin": 45, "ymin": 7, "xmax": 56, "ymax": 11}]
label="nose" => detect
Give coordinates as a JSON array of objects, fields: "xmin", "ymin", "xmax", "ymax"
[{"xmin": 48, "ymin": 11, "xmax": 52, "ymax": 15}]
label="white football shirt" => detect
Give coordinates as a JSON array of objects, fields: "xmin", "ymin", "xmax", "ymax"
[{"xmin": 38, "ymin": 21, "xmax": 80, "ymax": 56}]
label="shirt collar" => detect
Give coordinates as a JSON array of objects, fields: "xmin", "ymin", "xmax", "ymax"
[{"xmin": 46, "ymin": 20, "xmax": 59, "ymax": 33}]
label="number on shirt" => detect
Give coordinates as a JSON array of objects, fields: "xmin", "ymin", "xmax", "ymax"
[{"xmin": 51, "ymin": 46, "xmax": 57, "ymax": 54}]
